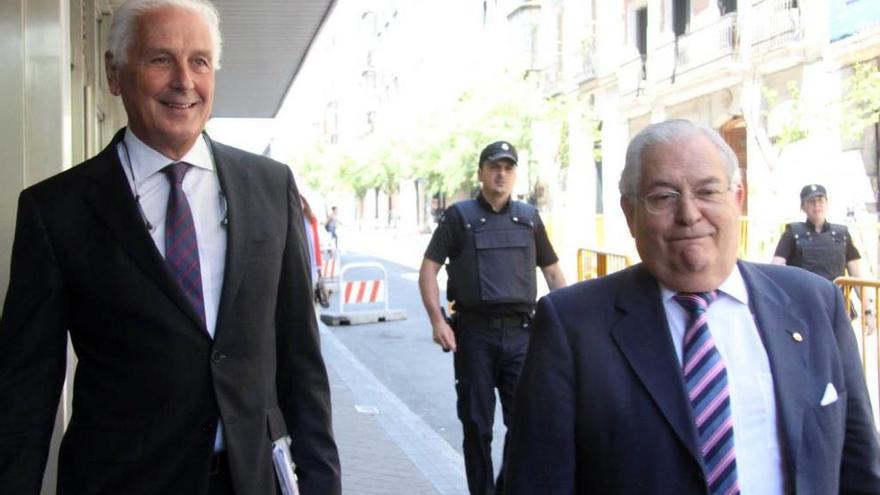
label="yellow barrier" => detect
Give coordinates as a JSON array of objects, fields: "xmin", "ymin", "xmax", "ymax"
[
  {"xmin": 577, "ymin": 248, "xmax": 631, "ymax": 281},
  {"xmin": 834, "ymin": 276, "xmax": 878, "ymax": 416}
]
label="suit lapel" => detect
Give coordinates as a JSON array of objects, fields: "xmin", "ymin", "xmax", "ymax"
[
  {"xmin": 83, "ymin": 129, "xmax": 209, "ymax": 336},
  {"xmin": 738, "ymin": 261, "xmax": 808, "ymax": 482},
  {"xmin": 610, "ymin": 266, "xmax": 704, "ymax": 467},
  {"xmin": 211, "ymin": 139, "xmax": 251, "ymax": 340}
]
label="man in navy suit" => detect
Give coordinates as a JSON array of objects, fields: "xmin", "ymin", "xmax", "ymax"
[{"xmin": 505, "ymin": 119, "xmax": 880, "ymax": 494}]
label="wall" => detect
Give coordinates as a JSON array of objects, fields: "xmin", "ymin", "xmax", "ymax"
[
  {"xmin": 1, "ymin": 2, "xmax": 72, "ymax": 493},
  {"xmin": 0, "ymin": 0, "xmax": 74, "ymax": 305}
]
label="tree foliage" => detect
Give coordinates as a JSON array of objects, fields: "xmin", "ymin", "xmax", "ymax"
[
  {"xmin": 290, "ymin": 143, "xmax": 343, "ymax": 196},
  {"xmin": 841, "ymin": 62, "xmax": 880, "ymax": 142},
  {"xmin": 321, "ymin": 71, "xmax": 553, "ymax": 197},
  {"xmin": 296, "ymin": 71, "xmax": 565, "ymax": 200},
  {"xmin": 762, "ymin": 81, "xmax": 809, "ymax": 149}
]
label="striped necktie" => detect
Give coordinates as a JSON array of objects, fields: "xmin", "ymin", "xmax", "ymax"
[
  {"xmin": 674, "ymin": 291, "xmax": 739, "ymax": 495},
  {"xmin": 163, "ymin": 162, "xmax": 205, "ymax": 325}
]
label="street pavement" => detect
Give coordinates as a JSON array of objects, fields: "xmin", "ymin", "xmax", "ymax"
[{"xmin": 318, "ymin": 227, "xmax": 505, "ymax": 494}]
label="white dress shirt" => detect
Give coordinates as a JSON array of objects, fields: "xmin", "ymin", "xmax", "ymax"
[
  {"xmin": 660, "ymin": 265, "xmax": 785, "ymax": 495},
  {"xmin": 117, "ymin": 129, "xmax": 228, "ymax": 451}
]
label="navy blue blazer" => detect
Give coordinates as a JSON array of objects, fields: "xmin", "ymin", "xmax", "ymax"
[{"xmin": 505, "ymin": 261, "xmax": 880, "ymax": 494}]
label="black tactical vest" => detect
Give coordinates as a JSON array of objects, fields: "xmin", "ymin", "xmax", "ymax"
[
  {"xmin": 445, "ymin": 199, "xmax": 538, "ymax": 307},
  {"xmin": 788, "ymin": 222, "xmax": 849, "ymax": 281}
]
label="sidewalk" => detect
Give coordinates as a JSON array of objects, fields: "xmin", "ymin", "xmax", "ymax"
[{"xmin": 321, "ymin": 324, "xmax": 469, "ymax": 495}]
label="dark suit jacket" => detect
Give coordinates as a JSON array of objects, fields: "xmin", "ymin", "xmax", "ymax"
[
  {"xmin": 0, "ymin": 130, "xmax": 341, "ymax": 494},
  {"xmin": 505, "ymin": 261, "xmax": 880, "ymax": 494}
]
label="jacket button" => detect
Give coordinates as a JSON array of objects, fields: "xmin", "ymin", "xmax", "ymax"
[
  {"xmin": 211, "ymin": 351, "xmax": 225, "ymax": 364},
  {"xmin": 201, "ymin": 421, "xmax": 214, "ymax": 432}
]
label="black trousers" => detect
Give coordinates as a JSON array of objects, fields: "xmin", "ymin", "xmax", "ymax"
[{"xmin": 453, "ymin": 313, "xmax": 531, "ymax": 495}]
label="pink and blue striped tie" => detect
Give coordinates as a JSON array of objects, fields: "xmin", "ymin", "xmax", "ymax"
[
  {"xmin": 163, "ymin": 162, "xmax": 205, "ymax": 325},
  {"xmin": 674, "ymin": 291, "xmax": 739, "ymax": 495}
]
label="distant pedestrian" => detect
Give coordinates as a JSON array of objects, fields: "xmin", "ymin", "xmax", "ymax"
[
  {"xmin": 325, "ymin": 205, "xmax": 339, "ymax": 249},
  {"xmin": 418, "ymin": 140, "xmax": 566, "ymax": 495}
]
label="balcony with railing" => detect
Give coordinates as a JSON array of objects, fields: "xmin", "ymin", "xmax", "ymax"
[
  {"xmin": 655, "ymin": 13, "xmax": 738, "ymax": 83},
  {"xmin": 751, "ymin": 0, "xmax": 802, "ymax": 55}
]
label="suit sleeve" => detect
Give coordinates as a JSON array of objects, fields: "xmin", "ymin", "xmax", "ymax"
[
  {"xmin": 505, "ymin": 295, "xmax": 576, "ymax": 495},
  {"xmin": 831, "ymin": 280, "xmax": 880, "ymax": 493},
  {"xmin": 275, "ymin": 168, "xmax": 341, "ymax": 495},
  {"xmin": 0, "ymin": 190, "xmax": 69, "ymax": 494}
]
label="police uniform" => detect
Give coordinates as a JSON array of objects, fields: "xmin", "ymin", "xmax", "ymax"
[
  {"xmin": 773, "ymin": 220, "xmax": 860, "ymax": 281},
  {"xmin": 424, "ymin": 193, "xmax": 558, "ymax": 495},
  {"xmin": 774, "ymin": 184, "xmax": 861, "ymax": 282}
]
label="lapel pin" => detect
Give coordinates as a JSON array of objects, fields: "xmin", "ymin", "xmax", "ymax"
[{"xmin": 791, "ymin": 331, "xmax": 804, "ymax": 342}]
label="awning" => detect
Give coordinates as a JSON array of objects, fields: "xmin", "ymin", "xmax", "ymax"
[{"xmin": 211, "ymin": 0, "xmax": 337, "ymax": 117}]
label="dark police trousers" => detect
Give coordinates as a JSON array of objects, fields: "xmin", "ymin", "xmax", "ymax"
[{"xmin": 453, "ymin": 312, "xmax": 531, "ymax": 495}]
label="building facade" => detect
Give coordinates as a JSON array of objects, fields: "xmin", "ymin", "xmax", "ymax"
[{"xmin": 521, "ymin": 0, "xmax": 880, "ymax": 274}]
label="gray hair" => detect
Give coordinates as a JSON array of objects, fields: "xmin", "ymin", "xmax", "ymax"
[
  {"xmin": 108, "ymin": 0, "xmax": 223, "ymax": 68},
  {"xmin": 618, "ymin": 119, "xmax": 741, "ymax": 196}
]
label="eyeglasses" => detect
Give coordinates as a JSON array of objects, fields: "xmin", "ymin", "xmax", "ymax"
[{"xmin": 635, "ymin": 185, "xmax": 736, "ymax": 215}]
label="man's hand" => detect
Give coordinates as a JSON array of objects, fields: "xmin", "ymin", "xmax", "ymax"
[
  {"xmin": 419, "ymin": 257, "xmax": 458, "ymax": 352},
  {"xmin": 432, "ymin": 319, "xmax": 457, "ymax": 353}
]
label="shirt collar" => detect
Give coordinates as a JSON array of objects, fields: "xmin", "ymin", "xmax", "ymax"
[
  {"xmin": 805, "ymin": 219, "xmax": 830, "ymax": 233},
  {"xmin": 476, "ymin": 193, "xmax": 512, "ymax": 214},
  {"xmin": 658, "ymin": 263, "xmax": 749, "ymax": 306},
  {"xmin": 123, "ymin": 129, "xmax": 215, "ymax": 186}
]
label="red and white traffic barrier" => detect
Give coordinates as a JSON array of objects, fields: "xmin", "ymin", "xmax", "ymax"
[
  {"xmin": 323, "ymin": 252, "xmax": 338, "ymax": 279},
  {"xmin": 319, "ymin": 261, "xmax": 407, "ymax": 326},
  {"xmin": 343, "ymin": 280, "xmax": 384, "ymax": 304}
]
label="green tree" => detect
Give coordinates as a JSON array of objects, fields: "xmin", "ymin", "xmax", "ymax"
[
  {"xmin": 841, "ymin": 62, "xmax": 880, "ymax": 142},
  {"xmin": 410, "ymin": 71, "xmax": 550, "ymax": 196},
  {"xmin": 338, "ymin": 149, "xmax": 378, "ymax": 201},
  {"xmin": 762, "ymin": 80, "xmax": 809, "ymax": 148},
  {"xmin": 286, "ymin": 142, "xmax": 341, "ymax": 196}
]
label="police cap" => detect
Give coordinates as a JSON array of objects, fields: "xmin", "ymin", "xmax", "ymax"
[
  {"xmin": 800, "ymin": 184, "xmax": 827, "ymax": 203},
  {"xmin": 479, "ymin": 141, "xmax": 518, "ymax": 166}
]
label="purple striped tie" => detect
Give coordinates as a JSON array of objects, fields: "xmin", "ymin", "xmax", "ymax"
[
  {"xmin": 163, "ymin": 162, "xmax": 205, "ymax": 325},
  {"xmin": 674, "ymin": 291, "xmax": 739, "ymax": 495}
]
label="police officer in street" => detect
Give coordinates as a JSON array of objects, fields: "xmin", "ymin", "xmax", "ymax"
[
  {"xmin": 418, "ymin": 141, "xmax": 567, "ymax": 495},
  {"xmin": 772, "ymin": 184, "xmax": 864, "ymax": 280},
  {"xmin": 772, "ymin": 184, "xmax": 873, "ymax": 322}
]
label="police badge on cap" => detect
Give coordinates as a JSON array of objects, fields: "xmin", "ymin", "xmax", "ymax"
[
  {"xmin": 800, "ymin": 184, "xmax": 827, "ymax": 203},
  {"xmin": 479, "ymin": 141, "xmax": 518, "ymax": 165}
]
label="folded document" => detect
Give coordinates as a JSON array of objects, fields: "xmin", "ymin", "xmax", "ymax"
[{"xmin": 272, "ymin": 436, "xmax": 300, "ymax": 495}]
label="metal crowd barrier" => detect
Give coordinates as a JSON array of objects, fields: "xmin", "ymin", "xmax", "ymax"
[
  {"xmin": 576, "ymin": 248, "xmax": 632, "ymax": 281},
  {"xmin": 833, "ymin": 276, "xmax": 879, "ymax": 424}
]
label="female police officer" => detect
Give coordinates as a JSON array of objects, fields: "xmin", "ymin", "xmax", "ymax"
[{"xmin": 772, "ymin": 184, "xmax": 863, "ymax": 281}]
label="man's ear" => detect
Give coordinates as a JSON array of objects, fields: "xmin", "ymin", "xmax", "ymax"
[
  {"xmin": 733, "ymin": 182, "xmax": 745, "ymax": 211},
  {"xmin": 105, "ymin": 51, "xmax": 121, "ymax": 96}
]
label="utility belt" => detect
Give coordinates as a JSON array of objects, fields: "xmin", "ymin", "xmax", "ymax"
[{"xmin": 456, "ymin": 311, "xmax": 533, "ymax": 330}]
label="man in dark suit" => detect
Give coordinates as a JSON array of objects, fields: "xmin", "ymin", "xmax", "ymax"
[
  {"xmin": 505, "ymin": 119, "xmax": 880, "ymax": 494},
  {"xmin": 0, "ymin": 1, "xmax": 341, "ymax": 494}
]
